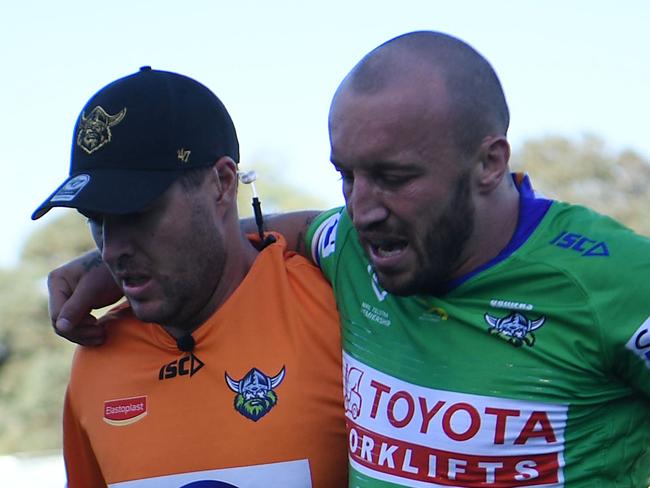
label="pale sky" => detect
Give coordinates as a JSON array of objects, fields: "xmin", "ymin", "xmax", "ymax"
[{"xmin": 2, "ymin": 0, "xmax": 649, "ymax": 268}]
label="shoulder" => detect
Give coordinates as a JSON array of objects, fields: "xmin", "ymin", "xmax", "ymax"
[
  {"xmin": 261, "ymin": 232, "xmax": 334, "ymax": 292},
  {"xmin": 508, "ymin": 200, "xmax": 650, "ymax": 321},
  {"xmin": 72, "ymin": 303, "xmax": 148, "ymax": 364},
  {"xmin": 528, "ymin": 201, "xmax": 650, "ymax": 322},
  {"xmin": 543, "ymin": 201, "xmax": 650, "ymax": 265},
  {"xmin": 306, "ymin": 207, "xmax": 364, "ymax": 267},
  {"xmin": 256, "ymin": 232, "xmax": 339, "ymax": 319}
]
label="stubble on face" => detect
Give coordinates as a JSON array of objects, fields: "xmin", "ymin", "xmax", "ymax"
[
  {"xmin": 141, "ymin": 203, "xmax": 227, "ymax": 331},
  {"xmin": 100, "ymin": 180, "xmax": 229, "ymax": 333},
  {"xmin": 332, "ymin": 62, "xmax": 477, "ymax": 297},
  {"xmin": 377, "ymin": 172, "xmax": 475, "ymax": 297}
]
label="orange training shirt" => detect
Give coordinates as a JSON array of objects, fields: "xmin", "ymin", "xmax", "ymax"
[{"xmin": 63, "ymin": 235, "xmax": 347, "ymax": 487}]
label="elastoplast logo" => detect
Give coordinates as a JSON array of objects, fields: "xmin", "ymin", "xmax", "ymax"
[{"xmin": 103, "ymin": 396, "xmax": 147, "ymax": 426}]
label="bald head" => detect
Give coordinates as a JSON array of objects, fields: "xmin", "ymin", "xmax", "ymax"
[{"xmin": 333, "ymin": 31, "xmax": 510, "ymax": 156}]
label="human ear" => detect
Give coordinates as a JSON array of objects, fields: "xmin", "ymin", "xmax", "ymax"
[
  {"xmin": 212, "ymin": 156, "xmax": 238, "ymax": 203},
  {"xmin": 476, "ymin": 136, "xmax": 510, "ymax": 193}
]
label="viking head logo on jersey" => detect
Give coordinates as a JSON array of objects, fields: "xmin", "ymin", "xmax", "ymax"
[
  {"xmin": 225, "ymin": 367, "xmax": 286, "ymax": 421},
  {"xmin": 484, "ymin": 311, "xmax": 546, "ymax": 347},
  {"xmin": 77, "ymin": 105, "xmax": 127, "ymax": 154}
]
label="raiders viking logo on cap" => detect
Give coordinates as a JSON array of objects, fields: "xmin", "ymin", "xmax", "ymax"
[{"xmin": 77, "ymin": 106, "xmax": 127, "ymax": 154}]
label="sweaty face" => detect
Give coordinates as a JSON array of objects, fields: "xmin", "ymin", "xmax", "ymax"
[
  {"xmin": 88, "ymin": 178, "xmax": 227, "ymax": 329},
  {"xmin": 329, "ymin": 87, "xmax": 476, "ymax": 296}
]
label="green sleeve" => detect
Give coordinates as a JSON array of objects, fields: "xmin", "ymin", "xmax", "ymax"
[{"xmin": 304, "ymin": 207, "xmax": 345, "ymax": 284}]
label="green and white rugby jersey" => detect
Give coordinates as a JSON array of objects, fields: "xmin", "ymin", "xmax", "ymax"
[{"xmin": 307, "ymin": 175, "xmax": 650, "ymax": 488}]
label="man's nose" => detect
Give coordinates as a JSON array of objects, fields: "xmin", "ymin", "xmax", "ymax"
[
  {"xmin": 347, "ymin": 176, "xmax": 389, "ymax": 230},
  {"xmin": 100, "ymin": 217, "xmax": 135, "ymax": 265}
]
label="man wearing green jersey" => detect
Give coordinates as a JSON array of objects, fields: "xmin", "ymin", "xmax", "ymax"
[{"xmin": 49, "ymin": 32, "xmax": 650, "ymax": 487}]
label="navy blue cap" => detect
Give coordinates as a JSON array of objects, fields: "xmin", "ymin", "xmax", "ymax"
[{"xmin": 32, "ymin": 67, "xmax": 239, "ymax": 220}]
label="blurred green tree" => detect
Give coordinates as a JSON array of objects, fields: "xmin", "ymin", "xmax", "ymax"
[
  {"xmin": 0, "ymin": 211, "xmax": 90, "ymax": 454},
  {"xmin": 511, "ymin": 134, "xmax": 650, "ymax": 236}
]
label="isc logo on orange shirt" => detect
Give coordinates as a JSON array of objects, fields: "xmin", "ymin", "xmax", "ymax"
[{"xmin": 103, "ymin": 396, "xmax": 147, "ymax": 426}]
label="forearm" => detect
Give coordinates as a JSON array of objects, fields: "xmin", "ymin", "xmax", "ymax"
[
  {"xmin": 48, "ymin": 249, "xmax": 122, "ymax": 346},
  {"xmin": 241, "ymin": 210, "xmax": 322, "ymax": 258}
]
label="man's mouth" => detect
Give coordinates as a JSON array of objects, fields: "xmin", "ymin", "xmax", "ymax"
[
  {"xmin": 370, "ymin": 241, "xmax": 408, "ymax": 258},
  {"xmin": 122, "ymin": 275, "xmax": 150, "ymax": 287},
  {"xmin": 116, "ymin": 272, "xmax": 153, "ymax": 298},
  {"xmin": 363, "ymin": 236, "xmax": 410, "ymax": 266}
]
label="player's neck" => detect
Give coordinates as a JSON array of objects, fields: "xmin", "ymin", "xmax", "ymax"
[
  {"xmin": 163, "ymin": 231, "xmax": 259, "ymax": 339},
  {"xmin": 453, "ymin": 182, "xmax": 520, "ymax": 279}
]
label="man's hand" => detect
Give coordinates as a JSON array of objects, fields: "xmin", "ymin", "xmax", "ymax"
[{"xmin": 48, "ymin": 250, "xmax": 123, "ymax": 346}]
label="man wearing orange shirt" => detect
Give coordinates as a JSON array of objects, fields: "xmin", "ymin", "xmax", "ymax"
[{"xmin": 32, "ymin": 67, "xmax": 346, "ymax": 487}]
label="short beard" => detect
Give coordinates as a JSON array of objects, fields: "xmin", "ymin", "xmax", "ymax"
[
  {"xmin": 392, "ymin": 173, "xmax": 475, "ymax": 296},
  {"xmin": 137, "ymin": 202, "xmax": 227, "ymax": 330}
]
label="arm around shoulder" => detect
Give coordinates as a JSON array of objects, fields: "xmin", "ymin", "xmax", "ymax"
[
  {"xmin": 48, "ymin": 249, "xmax": 123, "ymax": 346},
  {"xmin": 241, "ymin": 210, "xmax": 322, "ymax": 260}
]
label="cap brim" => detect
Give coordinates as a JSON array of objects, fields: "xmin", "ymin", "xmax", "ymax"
[{"xmin": 31, "ymin": 168, "xmax": 183, "ymax": 220}]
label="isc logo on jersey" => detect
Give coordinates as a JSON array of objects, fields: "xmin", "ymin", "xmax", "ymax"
[
  {"xmin": 343, "ymin": 353, "xmax": 568, "ymax": 487},
  {"xmin": 159, "ymin": 353, "xmax": 205, "ymax": 380},
  {"xmin": 549, "ymin": 230, "xmax": 609, "ymax": 257}
]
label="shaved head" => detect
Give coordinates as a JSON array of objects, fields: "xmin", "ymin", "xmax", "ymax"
[
  {"xmin": 333, "ymin": 31, "xmax": 510, "ymax": 157},
  {"xmin": 328, "ymin": 31, "xmax": 517, "ymax": 294}
]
